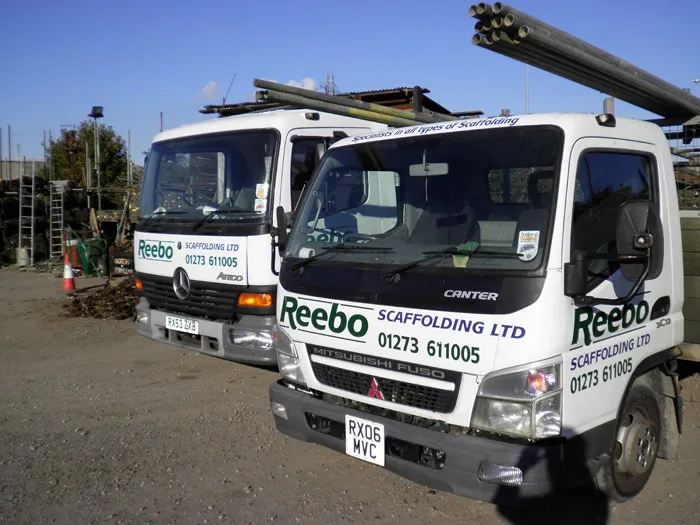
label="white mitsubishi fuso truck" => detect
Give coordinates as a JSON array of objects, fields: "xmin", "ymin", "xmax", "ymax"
[
  {"xmin": 269, "ymin": 112, "xmax": 690, "ymax": 503},
  {"xmin": 134, "ymin": 109, "xmax": 385, "ymax": 364}
]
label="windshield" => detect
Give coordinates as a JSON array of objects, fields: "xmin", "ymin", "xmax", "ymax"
[
  {"xmin": 286, "ymin": 125, "xmax": 563, "ymax": 273},
  {"xmin": 139, "ymin": 130, "xmax": 277, "ymax": 221}
]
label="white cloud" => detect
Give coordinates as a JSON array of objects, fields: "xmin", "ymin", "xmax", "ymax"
[
  {"xmin": 201, "ymin": 81, "xmax": 219, "ymax": 100},
  {"xmin": 286, "ymin": 77, "xmax": 317, "ymax": 91}
]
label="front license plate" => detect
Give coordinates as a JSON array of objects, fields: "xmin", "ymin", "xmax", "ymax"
[
  {"xmin": 165, "ymin": 315, "xmax": 199, "ymax": 335},
  {"xmin": 345, "ymin": 415, "xmax": 385, "ymax": 467}
]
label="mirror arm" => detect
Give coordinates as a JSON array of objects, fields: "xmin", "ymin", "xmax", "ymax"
[
  {"xmin": 573, "ymin": 251, "xmax": 650, "ymax": 306},
  {"xmin": 270, "ymin": 237, "xmax": 280, "ymax": 276}
]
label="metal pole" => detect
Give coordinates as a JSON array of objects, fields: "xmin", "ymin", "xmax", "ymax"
[
  {"xmin": 18, "ymin": 158, "xmax": 23, "ymax": 250},
  {"xmin": 43, "ymin": 130, "xmax": 47, "ymax": 180},
  {"xmin": 48, "ymin": 130, "xmax": 53, "ymax": 180},
  {"xmin": 30, "ymin": 161, "xmax": 35, "ymax": 266},
  {"xmin": 259, "ymin": 89, "xmax": 423, "ymax": 127},
  {"xmin": 94, "ymin": 117, "xmax": 101, "ymax": 210},
  {"xmin": 7, "ymin": 125, "xmax": 11, "ymax": 179},
  {"xmin": 160, "ymin": 112, "xmax": 163, "ymax": 132},
  {"xmin": 127, "ymin": 129, "xmax": 131, "ymax": 185},
  {"xmin": 86, "ymin": 141, "xmax": 91, "ymax": 209},
  {"xmin": 477, "ymin": 36, "xmax": 673, "ymax": 117},
  {"xmin": 525, "ymin": 65, "xmax": 530, "ymax": 113},
  {"xmin": 254, "ymin": 78, "xmax": 456, "ymax": 123},
  {"xmin": 0, "ymin": 126, "xmax": 3, "ymax": 180}
]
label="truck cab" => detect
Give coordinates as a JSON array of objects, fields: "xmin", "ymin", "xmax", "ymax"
[
  {"xmin": 269, "ymin": 113, "xmax": 684, "ymax": 503},
  {"xmin": 134, "ymin": 109, "xmax": 386, "ymax": 364}
]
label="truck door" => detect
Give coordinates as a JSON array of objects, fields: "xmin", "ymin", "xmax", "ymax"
[{"xmin": 561, "ymin": 138, "xmax": 675, "ymax": 435}]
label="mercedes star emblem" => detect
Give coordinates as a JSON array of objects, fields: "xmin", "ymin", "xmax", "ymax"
[{"xmin": 172, "ymin": 268, "xmax": 191, "ymax": 300}]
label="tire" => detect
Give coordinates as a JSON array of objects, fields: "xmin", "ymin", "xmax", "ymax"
[{"xmin": 594, "ymin": 383, "xmax": 661, "ymax": 502}]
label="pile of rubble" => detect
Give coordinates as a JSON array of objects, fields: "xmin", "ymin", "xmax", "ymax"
[{"xmin": 64, "ymin": 277, "xmax": 139, "ymax": 321}]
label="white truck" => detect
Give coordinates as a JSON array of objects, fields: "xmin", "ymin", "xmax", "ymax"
[
  {"xmin": 268, "ymin": 112, "xmax": 690, "ymax": 503},
  {"xmin": 134, "ymin": 109, "xmax": 386, "ymax": 364}
]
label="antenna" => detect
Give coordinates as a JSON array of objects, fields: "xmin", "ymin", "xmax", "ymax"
[
  {"xmin": 223, "ymin": 72, "xmax": 237, "ymax": 104},
  {"xmin": 321, "ymin": 70, "xmax": 339, "ymax": 95}
]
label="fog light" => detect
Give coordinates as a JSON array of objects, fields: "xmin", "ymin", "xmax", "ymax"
[
  {"xmin": 478, "ymin": 461, "xmax": 523, "ymax": 486},
  {"xmin": 271, "ymin": 401, "xmax": 288, "ymax": 420},
  {"xmin": 230, "ymin": 330, "xmax": 274, "ymax": 349},
  {"xmin": 136, "ymin": 311, "xmax": 150, "ymax": 324}
]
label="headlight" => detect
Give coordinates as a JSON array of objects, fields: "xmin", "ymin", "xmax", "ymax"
[
  {"xmin": 471, "ymin": 359, "xmax": 562, "ymax": 440},
  {"xmin": 274, "ymin": 326, "xmax": 306, "ymax": 386},
  {"xmin": 230, "ymin": 329, "xmax": 274, "ymax": 349}
]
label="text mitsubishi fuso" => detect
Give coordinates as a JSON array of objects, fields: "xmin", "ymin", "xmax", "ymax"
[
  {"xmin": 268, "ymin": 113, "xmax": 688, "ymax": 503},
  {"xmin": 134, "ymin": 109, "xmax": 385, "ymax": 364}
]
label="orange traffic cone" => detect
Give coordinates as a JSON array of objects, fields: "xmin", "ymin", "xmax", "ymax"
[{"xmin": 63, "ymin": 252, "xmax": 76, "ymax": 295}]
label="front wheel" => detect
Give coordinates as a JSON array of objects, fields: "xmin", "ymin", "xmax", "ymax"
[{"xmin": 594, "ymin": 383, "xmax": 661, "ymax": 502}]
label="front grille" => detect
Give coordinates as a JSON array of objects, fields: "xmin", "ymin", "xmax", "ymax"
[
  {"xmin": 311, "ymin": 362, "xmax": 458, "ymax": 413},
  {"xmin": 140, "ymin": 274, "xmax": 239, "ymax": 320}
]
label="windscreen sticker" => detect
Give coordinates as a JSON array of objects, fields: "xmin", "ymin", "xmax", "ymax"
[
  {"xmin": 517, "ymin": 230, "xmax": 540, "ymax": 261},
  {"xmin": 254, "ymin": 198, "xmax": 267, "ymax": 213},
  {"xmin": 256, "ymin": 183, "xmax": 269, "ymax": 199}
]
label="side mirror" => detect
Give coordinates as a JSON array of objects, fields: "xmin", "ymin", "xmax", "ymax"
[
  {"xmin": 617, "ymin": 200, "xmax": 663, "ymax": 281},
  {"xmin": 564, "ymin": 250, "xmax": 588, "ymax": 297},
  {"xmin": 565, "ymin": 200, "xmax": 663, "ymax": 307},
  {"xmin": 275, "ymin": 205, "xmax": 289, "ymax": 255}
]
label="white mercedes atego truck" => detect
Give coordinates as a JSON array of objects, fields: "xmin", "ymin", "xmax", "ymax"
[
  {"xmin": 134, "ymin": 109, "xmax": 386, "ymax": 364},
  {"xmin": 268, "ymin": 113, "xmax": 689, "ymax": 503}
]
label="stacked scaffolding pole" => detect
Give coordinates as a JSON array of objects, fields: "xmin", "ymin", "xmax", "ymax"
[
  {"xmin": 469, "ymin": 2, "xmax": 700, "ymax": 119},
  {"xmin": 253, "ymin": 79, "xmax": 451, "ymax": 128}
]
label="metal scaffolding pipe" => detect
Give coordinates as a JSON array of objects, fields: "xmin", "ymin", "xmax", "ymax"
[
  {"xmin": 472, "ymin": 33, "xmax": 494, "ymax": 46},
  {"xmin": 503, "ymin": 14, "xmax": 516, "ymax": 27},
  {"xmin": 478, "ymin": 38, "xmax": 673, "ymax": 116},
  {"xmin": 486, "ymin": 2, "xmax": 700, "ymax": 116},
  {"xmin": 496, "ymin": 38, "xmax": 679, "ymax": 115},
  {"xmin": 491, "ymin": 29, "xmax": 519, "ymax": 45},
  {"xmin": 253, "ymin": 78, "xmax": 455, "ymax": 123},
  {"xmin": 474, "ymin": 20, "xmax": 491, "ymax": 33},
  {"xmin": 257, "ymin": 89, "xmax": 423, "ymax": 128},
  {"xmin": 476, "ymin": 3, "xmax": 494, "ymax": 17},
  {"xmin": 468, "ymin": 3, "xmax": 492, "ymax": 20},
  {"xmin": 513, "ymin": 26, "xmax": 700, "ymax": 116}
]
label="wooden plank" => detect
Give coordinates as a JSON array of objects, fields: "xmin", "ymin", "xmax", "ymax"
[
  {"xmin": 684, "ymin": 276, "xmax": 700, "ymax": 299},
  {"xmin": 684, "ymin": 320, "xmax": 700, "ymax": 344},
  {"xmin": 682, "ymin": 229, "xmax": 700, "ymax": 252},
  {"xmin": 680, "ymin": 217, "xmax": 700, "ymax": 230},
  {"xmin": 679, "ymin": 343, "xmax": 700, "ymax": 362},
  {"xmin": 683, "ymin": 252, "xmax": 700, "ymax": 276}
]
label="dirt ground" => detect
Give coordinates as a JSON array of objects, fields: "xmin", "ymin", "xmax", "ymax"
[{"xmin": 1, "ymin": 268, "xmax": 699, "ymax": 525}]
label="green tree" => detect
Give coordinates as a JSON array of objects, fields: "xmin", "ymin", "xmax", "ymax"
[{"xmin": 49, "ymin": 120, "xmax": 127, "ymax": 188}]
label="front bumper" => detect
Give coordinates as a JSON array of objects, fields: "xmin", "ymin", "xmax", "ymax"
[
  {"xmin": 136, "ymin": 298, "xmax": 277, "ymax": 365},
  {"xmin": 269, "ymin": 381, "xmax": 564, "ymax": 505}
]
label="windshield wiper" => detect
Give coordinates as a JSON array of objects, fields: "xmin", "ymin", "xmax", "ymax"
[
  {"xmin": 291, "ymin": 243, "xmax": 392, "ymax": 272},
  {"xmin": 381, "ymin": 246, "xmax": 476, "ymax": 282},
  {"xmin": 191, "ymin": 207, "xmax": 249, "ymax": 233},
  {"xmin": 139, "ymin": 210, "xmax": 187, "ymax": 229}
]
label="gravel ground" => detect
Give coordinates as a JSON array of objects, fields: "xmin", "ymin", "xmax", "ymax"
[{"xmin": 1, "ymin": 268, "xmax": 699, "ymax": 525}]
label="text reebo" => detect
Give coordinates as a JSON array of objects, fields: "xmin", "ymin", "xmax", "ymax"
[
  {"xmin": 572, "ymin": 301, "xmax": 650, "ymax": 346},
  {"xmin": 280, "ymin": 297, "xmax": 369, "ymax": 338},
  {"xmin": 138, "ymin": 239, "xmax": 174, "ymax": 261}
]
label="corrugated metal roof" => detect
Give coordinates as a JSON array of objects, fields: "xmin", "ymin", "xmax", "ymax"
[{"xmin": 199, "ymin": 86, "xmax": 483, "ymax": 119}]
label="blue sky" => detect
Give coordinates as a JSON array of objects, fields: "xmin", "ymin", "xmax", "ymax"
[{"xmin": 1, "ymin": 0, "xmax": 698, "ymax": 164}]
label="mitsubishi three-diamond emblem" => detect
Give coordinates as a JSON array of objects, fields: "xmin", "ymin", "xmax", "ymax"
[
  {"xmin": 367, "ymin": 378, "xmax": 385, "ymax": 400},
  {"xmin": 172, "ymin": 268, "xmax": 191, "ymax": 300}
]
